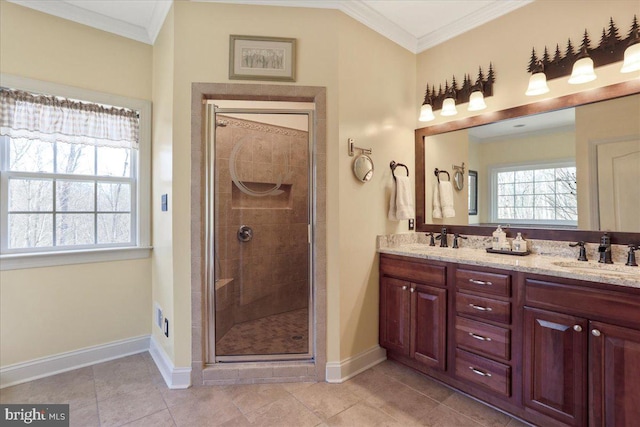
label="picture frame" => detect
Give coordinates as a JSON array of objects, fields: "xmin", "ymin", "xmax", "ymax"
[
  {"xmin": 468, "ymin": 170, "xmax": 478, "ymax": 215},
  {"xmin": 229, "ymin": 35, "xmax": 296, "ymax": 82}
]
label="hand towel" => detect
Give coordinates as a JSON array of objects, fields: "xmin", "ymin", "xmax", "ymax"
[
  {"xmin": 439, "ymin": 181, "xmax": 456, "ymax": 218},
  {"xmin": 388, "ymin": 176, "xmax": 414, "ymax": 221},
  {"xmin": 432, "ymin": 183, "xmax": 442, "ymax": 219}
]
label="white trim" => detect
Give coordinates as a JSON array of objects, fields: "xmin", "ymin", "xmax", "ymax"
[
  {"xmin": 325, "ymin": 345, "xmax": 386, "ymax": 383},
  {"xmin": 149, "ymin": 335, "xmax": 191, "ymax": 389},
  {"xmin": 5, "ymin": 0, "xmax": 169, "ymax": 45},
  {"xmin": 0, "ymin": 335, "xmax": 150, "ymax": 389},
  {"xmin": 0, "ymin": 246, "xmax": 152, "ymax": 271}
]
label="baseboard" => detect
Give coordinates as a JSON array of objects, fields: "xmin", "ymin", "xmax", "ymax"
[
  {"xmin": 0, "ymin": 335, "xmax": 150, "ymax": 389},
  {"xmin": 149, "ymin": 335, "xmax": 191, "ymax": 389},
  {"xmin": 325, "ymin": 345, "xmax": 386, "ymax": 383}
]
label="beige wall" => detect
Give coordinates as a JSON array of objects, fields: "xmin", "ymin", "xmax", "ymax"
[
  {"xmin": 151, "ymin": 7, "xmax": 176, "ymax": 359},
  {"xmin": 417, "ymin": 1, "xmax": 640, "ymax": 126},
  {"xmin": 154, "ymin": 2, "xmax": 416, "ymax": 367},
  {"xmin": 0, "ymin": 1, "xmax": 153, "ymax": 367}
]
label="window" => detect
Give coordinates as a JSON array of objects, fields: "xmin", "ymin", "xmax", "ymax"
[
  {"xmin": 490, "ymin": 162, "xmax": 577, "ymax": 226},
  {"xmin": 0, "ymin": 77, "xmax": 150, "ymax": 269}
]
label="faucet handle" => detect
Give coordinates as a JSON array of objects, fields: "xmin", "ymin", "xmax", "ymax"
[
  {"xmin": 626, "ymin": 245, "xmax": 638, "ymax": 267},
  {"xmin": 426, "ymin": 232, "xmax": 436, "ymax": 246},
  {"xmin": 452, "ymin": 234, "xmax": 467, "ymax": 249},
  {"xmin": 570, "ymin": 241, "xmax": 588, "ymax": 261}
]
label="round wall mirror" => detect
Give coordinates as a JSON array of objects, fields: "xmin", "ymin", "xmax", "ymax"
[
  {"xmin": 353, "ymin": 154, "xmax": 374, "ymax": 182},
  {"xmin": 454, "ymin": 170, "xmax": 464, "ymax": 191}
]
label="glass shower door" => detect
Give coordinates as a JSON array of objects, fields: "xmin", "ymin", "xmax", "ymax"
[{"xmin": 210, "ymin": 106, "xmax": 312, "ymax": 361}]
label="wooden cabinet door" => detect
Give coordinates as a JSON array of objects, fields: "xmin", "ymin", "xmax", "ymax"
[
  {"xmin": 380, "ymin": 277, "xmax": 410, "ymax": 356},
  {"xmin": 589, "ymin": 321, "xmax": 640, "ymax": 427},
  {"xmin": 411, "ymin": 284, "xmax": 447, "ymax": 370},
  {"xmin": 523, "ymin": 307, "xmax": 588, "ymax": 427}
]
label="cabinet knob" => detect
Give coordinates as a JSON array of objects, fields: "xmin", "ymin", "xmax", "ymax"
[
  {"xmin": 592, "ymin": 329, "xmax": 601, "ymax": 337},
  {"xmin": 573, "ymin": 325, "xmax": 582, "ymax": 332},
  {"xmin": 410, "ymin": 288, "xmax": 415, "ymax": 293},
  {"xmin": 402, "ymin": 285, "xmax": 408, "ymax": 291}
]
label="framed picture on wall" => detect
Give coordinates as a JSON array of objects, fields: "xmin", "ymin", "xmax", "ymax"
[{"xmin": 229, "ymin": 35, "xmax": 297, "ymax": 82}]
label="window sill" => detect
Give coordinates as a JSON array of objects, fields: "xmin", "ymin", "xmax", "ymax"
[{"xmin": 0, "ymin": 247, "xmax": 152, "ymax": 271}]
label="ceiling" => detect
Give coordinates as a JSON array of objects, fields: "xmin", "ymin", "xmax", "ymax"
[{"xmin": 7, "ymin": 0, "xmax": 532, "ymax": 53}]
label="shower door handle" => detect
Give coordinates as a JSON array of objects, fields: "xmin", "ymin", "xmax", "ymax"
[{"xmin": 237, "ymin": 225, "xmax": 253, "ymax": 242}]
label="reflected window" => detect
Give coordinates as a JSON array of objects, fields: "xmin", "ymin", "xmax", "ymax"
[{"xmin": 490, "ymin": 162, "xmax": 577, "ymax": 226}]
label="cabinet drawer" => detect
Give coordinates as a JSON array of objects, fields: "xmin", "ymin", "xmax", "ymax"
[
  {"xmin": 381, "ymin": 256, "xmax": 446, "ymax": 287},
  {"xmin": 455, "ymin": 349, "xmax": 511, "ymax": 397},
  {"xmin": 455, "ymin": 317, "xmax": 510, "ymax": 360},
  {"xmin": 456, "ymin": 268, "xmax": 511, "ymax": 297},
  {"xmin": 456, "ymin": 293, "xmax": 511, "ymax": 325}
]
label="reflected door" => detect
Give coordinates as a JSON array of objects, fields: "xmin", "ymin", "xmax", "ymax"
[
  {"xmin": 211, "ymin": 107, "xmax": 312, "ymax": 361},
  {"xmin": 597, "ymin": 139, "xmax": 640, "ymax": 232}
]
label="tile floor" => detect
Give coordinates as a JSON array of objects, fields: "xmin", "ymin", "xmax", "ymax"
[
  {"xmin": 0, "ymin": 353, "xmax": 532, "ymax": 427},
  {"xmin": 216, "ymin": 308, "xmax": 308, "ymax": 356}
]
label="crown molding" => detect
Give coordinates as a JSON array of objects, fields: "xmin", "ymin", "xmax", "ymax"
[
  {"xmin": 6, "ymin": 0, "xmax": 171, "ymax": 45},
  {"xmin": 416, "ymin": 0, "xmax": 534, "ymax": 52}
]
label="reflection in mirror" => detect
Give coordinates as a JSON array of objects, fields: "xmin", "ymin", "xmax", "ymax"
[
  {"xmin": 423, "ymin": 93, "xmax": 640, "ymax": 232},
  {"xmin": 468, "ymin": 170, "xmax": 478, "ymax": 216},
  {"xmin": 353, "ymin": 154, "xmax": 374, "ymax": 182}
]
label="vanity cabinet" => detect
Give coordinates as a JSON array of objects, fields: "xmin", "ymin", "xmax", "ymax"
[
  {"xmin": 523, "ymin": 275, "xmax": 640, "ymax": 427},
  {"xmin": 379, "ymin": 254, "xmax": 447, "ymax": 371}
]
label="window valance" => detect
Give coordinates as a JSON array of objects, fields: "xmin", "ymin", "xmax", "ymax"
[{"xmin": 0, "ymin": 88, "xmax": 139, "ymax": 149}]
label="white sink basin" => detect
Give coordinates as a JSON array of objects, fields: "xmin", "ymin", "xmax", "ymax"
[{"xmin": 551, "ymin": 261, "xmax": 639, "ymax": 278}]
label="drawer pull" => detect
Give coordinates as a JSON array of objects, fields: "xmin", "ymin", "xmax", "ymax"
[
  {"xmin": 468, "ymin": 279, "xmax": 493, "ymax": 286},
  {"xmin": 469, "ymin": 303, "xmax": 493, "ymax": 312},
  {"xmin": 469, "ymin": 367, "xmax": 492, "ymax": 377},
  {"xmin": 468, "ymin": 332, "xmax": 492, "ymax": 341}
]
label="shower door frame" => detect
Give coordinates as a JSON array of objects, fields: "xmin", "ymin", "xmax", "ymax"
[{"xmin": 205, "ymin": 102, "xmax": 316, "ymax": 363}]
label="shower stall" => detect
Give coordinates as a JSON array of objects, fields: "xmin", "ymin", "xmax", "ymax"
[{"xmin": 205, "ymin": 101, "xmax": 315, "ymax": 362}]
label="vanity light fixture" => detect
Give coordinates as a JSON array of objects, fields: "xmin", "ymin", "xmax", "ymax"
[
  {"xmin": 525, "ymin": 58, "xmax": 550, "ymax": 96},
  {"xmin": 526, "ymin": 16, "xmax": 639, "ymax": 95},
  {"xmin": 467, "ymin": 83, "xmax": 487, "ymax": 111},
  {"xmin": 419, "ymin": 90, "xmax": 435, "ymax": 122},
  {"xmin": 569, "ymin": 45, "xmax": 597, "ymax": 84},
  {"xmin": 441, "ymin": 90, "xmax": 458, "ymax": 116},
  {"xmin": 621, "ymin": 24, "xmax": 640, "ymax": 73},
  {"xmin": 419, "ymin": 65, "xmax": 495, "ymax": 119}
]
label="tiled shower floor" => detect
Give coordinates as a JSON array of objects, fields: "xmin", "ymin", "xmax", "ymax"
[{"xmin": 215, "ymin": 308, "xmax": 309, "ymax": 356}]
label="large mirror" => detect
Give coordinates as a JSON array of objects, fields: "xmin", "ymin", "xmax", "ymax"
[{"xmin": 416, "ymin": 80, "xmax": 640, "ymax": 243}]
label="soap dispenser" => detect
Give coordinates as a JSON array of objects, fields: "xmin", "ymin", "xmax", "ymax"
[
  {"xmin": 512, "ymin": 233, "xmax": 527, "ymax": 253},
  {"xmin": 492, "ymin": 225, "xmax": 506, "ymax": 250}
]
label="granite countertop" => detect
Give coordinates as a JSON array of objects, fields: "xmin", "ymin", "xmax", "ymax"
[{"xmin": 379, "ymin": 243, "xmax": 640, "ymax": 290}]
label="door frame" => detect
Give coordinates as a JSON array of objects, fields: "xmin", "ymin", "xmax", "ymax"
[{"xmin": 190, "ymin": 83, "xmax": 327, "ymax": 385}]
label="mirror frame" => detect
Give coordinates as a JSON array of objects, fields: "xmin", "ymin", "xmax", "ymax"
[{"xmin": 415, "ymin": 79, "xmax": 640, "ymax": 245}]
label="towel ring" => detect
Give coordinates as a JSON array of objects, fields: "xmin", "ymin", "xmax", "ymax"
[
  {"xmin": 434, "ymin": 168, "xmax": 450, "ymax": 183},
  {"xmin": 390, "ymin": 161, "xmax": 409, "ymax": 181}
]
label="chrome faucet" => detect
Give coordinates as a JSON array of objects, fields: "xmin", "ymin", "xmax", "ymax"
[
  {"xmin": 598, "ymin": 233, "xmax": 613, "ymax": 264},
  {"xmin": 435, "ymin": 227, "xmax": 448, "ymax": 248}
]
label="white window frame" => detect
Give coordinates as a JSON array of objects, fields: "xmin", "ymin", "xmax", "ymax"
[
  {"xmin": 489, "ymin": 159, "xmax": 578, "ymax": 227},
  {"xmin": 0, "ymin": 74, "xmax": 151, "ymax": 270}
]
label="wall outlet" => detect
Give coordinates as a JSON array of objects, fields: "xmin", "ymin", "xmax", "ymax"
[
  {"xmin": 408, "ymin": 218, "xmax": 415, "ymax": 230},
  {"xmin": 154, "ymin": 303, "xmax": 163, "ymax": 329},
  {"xmin": 161, "ymin": 194, "xmax": 168, "ymax": 212},
  {"xmin": 164, "ymin": 318, "xmax": 169, "ymax": 338}
]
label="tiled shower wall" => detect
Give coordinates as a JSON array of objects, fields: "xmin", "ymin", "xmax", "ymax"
[{"xmin": 214, "ymin": 116, "xmax": 309, "ymax": 341}]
